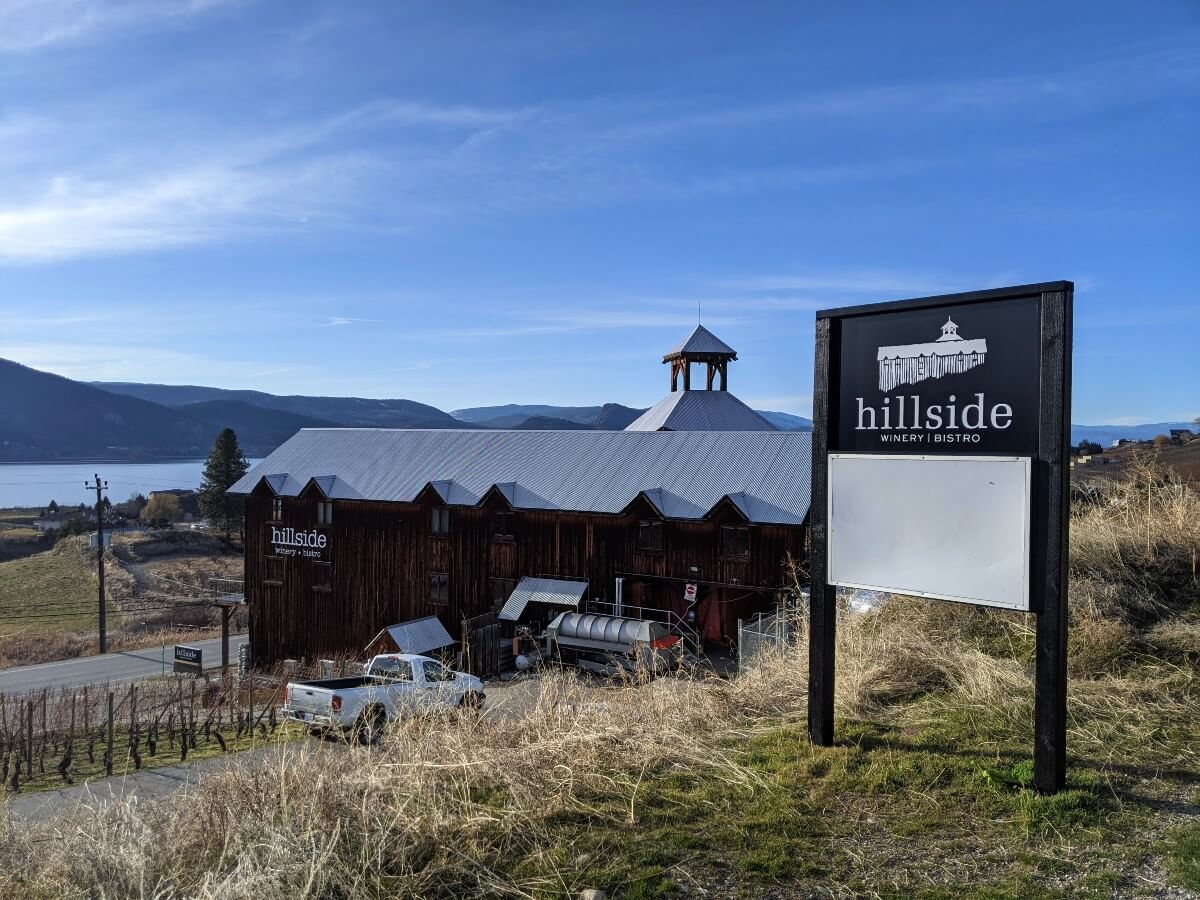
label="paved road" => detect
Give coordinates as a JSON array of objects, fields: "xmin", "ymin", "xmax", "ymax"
[{"xmin": 0, "ymin": 634, "xmax": 248, "ymax": 694}]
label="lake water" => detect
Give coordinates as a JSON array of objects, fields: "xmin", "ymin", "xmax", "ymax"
[{"xmin": 0, "ymin": 460, "xmax": 261, "ymax": 509}]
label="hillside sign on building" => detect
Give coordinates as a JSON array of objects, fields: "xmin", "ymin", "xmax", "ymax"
[{"xmin": 809, "ymin": 281, "xmax": 1073, "ymax": 793}]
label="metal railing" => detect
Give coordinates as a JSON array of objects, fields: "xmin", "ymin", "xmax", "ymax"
[{"xmin": 580, "ymin": 599, "xmax": 702, "ymax": 655}]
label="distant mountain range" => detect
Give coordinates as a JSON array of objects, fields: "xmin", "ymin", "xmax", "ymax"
[
  {"xmin": 451, "ymin": 403, "xmax": 814, "ymax": 432},
  {"xmin": 0, "ymin": 359, "xmax": 469, "ymax": 461},
  {"xmin": 0, "ymin": 357, "xmax": 1187, "ymax": 461}
]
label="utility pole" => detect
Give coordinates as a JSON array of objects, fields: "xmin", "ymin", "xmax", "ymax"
[{"xmin": 85, "ymin": 474, "xmax": 108, "ymax": 653}]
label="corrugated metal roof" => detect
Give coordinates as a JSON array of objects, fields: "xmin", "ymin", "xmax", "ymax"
[
  {"xmin": 624, "ymin": 391, "xmax": 778, "ymax": 432},
  {"xmin": 498, "ymin": 577, "xmax": 588, "ymax": 621},
  {"xmin": 366, "ymin": 616, "xmax": 455, "ymax": 656},
  {"xmin": 229, "ymin": 428, "xmax": 810, "ymax": 525},
  {"xmin": 666, "ymin": 324, "xmax": 737, "ymax": 358}
]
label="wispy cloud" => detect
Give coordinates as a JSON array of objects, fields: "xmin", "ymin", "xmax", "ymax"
[
  {"xmin": 0, "ymin": 0, "xmax": 243, "ymax": 52},
  {"xmin": 0, "ymin": 339, "xmax": 298, "ymax": 384},
  {"xmin": 0, "ymin": 163, "xmax": 318, "ymax": 261},
  {"xmin": 318, "ymin": 316, "xmax": 383, "ymax": 327},
  {"xmin": 0, "ymin": 93, "xmax": 534, "ymax": 262},
  {"xmin": 3, "ymin": 28, "xmax": 1195, "ymax": 267}
]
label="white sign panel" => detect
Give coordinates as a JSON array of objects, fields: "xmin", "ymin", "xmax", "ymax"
[{"xmin": 828, "ymin": 454, "xmax": 1031, "ymax": 610}]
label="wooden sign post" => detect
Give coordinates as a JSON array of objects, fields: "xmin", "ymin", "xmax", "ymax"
[{"xmin": 808, "ymin": 282, "xmax": 1073, "ymax": 793}]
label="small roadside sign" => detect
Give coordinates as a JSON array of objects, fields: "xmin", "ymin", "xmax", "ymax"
[
  {"xmin": 174, "ymin": 644, "xmax": 202, "ymax": 676},
  {"xmin": 683, "ymin": 583, "xmax": 698, "ymax": 604}
]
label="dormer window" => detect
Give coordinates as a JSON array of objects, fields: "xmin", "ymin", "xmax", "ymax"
[
  {"xmin": 721, "ymin": 524, "xmax": 750, "ymax": 559},
  {"xmin": 316, "ymin": 501, "xmax": 333, "ymax": 526},
  {"xmin": 271, "ymin": 498, "xmax": 283, "ymax": 521},
  {"xmin": 637, "ymin": 519, "xmax": 663, "ymax": 552},
  {"xmin": 431, "ymin": 506, "xmax": 450, "ymax": 535}
]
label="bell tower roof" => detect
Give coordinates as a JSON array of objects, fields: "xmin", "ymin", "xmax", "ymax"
[
  {"xmin": 629, "ymin": 322, "xmax": 774, "ymax": 431},
  {"xmin": 661, "ymin": 324, "xmax": 739, "ymax": 393},
  {"xmin": 664, "ymin": 324, "xmax": 737, "ymax": 362}
]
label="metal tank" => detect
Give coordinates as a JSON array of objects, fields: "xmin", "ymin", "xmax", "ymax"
[{"xmin": 544, "ymin": 612, "xmax": 677, "ymax": 675}]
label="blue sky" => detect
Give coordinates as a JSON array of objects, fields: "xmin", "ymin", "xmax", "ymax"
[{"xmin": 1, "ymin": 1, "xmax": 1196, "ymax": 424}]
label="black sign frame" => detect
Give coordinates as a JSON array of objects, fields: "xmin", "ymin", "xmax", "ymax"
[
  {"xmin": 173, "ymin": 644, "xmax": 203, "ymax": 676},
  {"xmin": 808, "ymin": 281, "xmax": 1072, "ymax": 794}
]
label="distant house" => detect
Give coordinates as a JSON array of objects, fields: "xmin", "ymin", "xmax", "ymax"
[{"xmin": 1169, "ymin": 429, "xmax": 1195, "ymax": 444}]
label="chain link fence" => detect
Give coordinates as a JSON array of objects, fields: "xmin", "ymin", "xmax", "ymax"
[{"xmin": 737, "ymin": 593, "xmax": 805, "ymax": 672}]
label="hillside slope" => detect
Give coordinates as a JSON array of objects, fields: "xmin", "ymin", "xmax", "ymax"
[
  {"xmin": 180, "ymin": 400, "xmax": 340, "ymax": 455},
  {"xmin": 95, "ymin": 381, "xmax": 465, "ymax": 429},
  {"xmin": 451, "ymin": 404, "xmax": 604, "ymax": 426},
  {"xmin": 0, "ymin": 359, "xmax": 211, "ymax": 461}
]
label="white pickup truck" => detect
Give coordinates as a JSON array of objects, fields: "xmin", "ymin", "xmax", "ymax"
[{"xmin": 284, "ymin": 654, "xmax": 486, "ymax": 744}]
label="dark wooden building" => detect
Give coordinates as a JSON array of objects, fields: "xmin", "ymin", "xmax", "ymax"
[{"xmin": 231, "ymin": 329, "xmax": 811, "ymax": 664}]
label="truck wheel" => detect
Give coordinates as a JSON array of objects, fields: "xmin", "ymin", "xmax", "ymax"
[
  {"xmin": 459, "ymin": 692, "xmax": 484, "ymax": 712},
  {"xmin": 356, "ymin": 706, "xmax": 386, "ymax": 745}
]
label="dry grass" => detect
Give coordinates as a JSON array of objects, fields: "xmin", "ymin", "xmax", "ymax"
[
  {"xmin": 0, "ymin": 463, "xmax": 1195, "ymax": 898},
  {"xmin": 0, "ymin": 531, "xmax": 243, "ymax": 666},
  {"xmin": 0, "ymin": 541, "xmax": 104, "ymax": 635}
]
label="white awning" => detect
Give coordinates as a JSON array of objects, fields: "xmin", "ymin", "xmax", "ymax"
[{"xmin": 498, "ymin": 577, "xmax": 588, "ymax": 622}]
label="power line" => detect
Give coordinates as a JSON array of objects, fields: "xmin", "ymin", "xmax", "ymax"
[{"xmin": 0, "ymin": 603, "xmax": 219, "ymax": 623}]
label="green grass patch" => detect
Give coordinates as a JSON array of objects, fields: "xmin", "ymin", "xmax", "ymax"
[
  {"xmin": 0, "ymin": 548, "xmax": 112, "ymax": 634},
  {"xmin": 552, "ymin": 703, "xmax": 1190, "ymax": 898},
  {"xmin": 1164, "ymin": 823, "xmax": 1200, "ymax": 891}
]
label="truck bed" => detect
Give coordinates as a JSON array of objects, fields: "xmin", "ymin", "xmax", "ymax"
[{"xmin": 291, "ymin": 676, "xmax": 376, "ymax": 691}]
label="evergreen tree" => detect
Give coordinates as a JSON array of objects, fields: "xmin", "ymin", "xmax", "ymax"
[{"xmin": 198, "ymin": 428, "xmax": 250, "ymax": 540}]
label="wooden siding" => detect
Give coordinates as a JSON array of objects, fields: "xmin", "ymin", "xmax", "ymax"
[{"xmin": 246, "ymin": 491, "xmax": 806, "ymax": 664}]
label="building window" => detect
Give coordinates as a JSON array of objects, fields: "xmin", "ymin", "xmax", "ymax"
[
  {"xmin": 637, "ymin": 519, "xmax": 664, "ymax": 552},
  {"xmin": 265, "ymin": 556, "xmax": 284, "ymax": 584},
  {"xmin": 721, "ymin": 525, "xmax": 750, "ymax": 559},
  {"xmin": 492, "ymin": 510, "xmax": 514, "ymax": 540},
  {"xmin": 430, "ymin": 572, "xmax": 449, "ymax": 605},
  {"xmin": 313, "ymin": 562, "xmax": 332, "ymax": 593},
  {"xmin": 431, "ymin": 506, "xmax": 450, "ymax": 535},
  {"xmin": 491, "ymin": 577, "xmax": 516, "ymax": 607},
  {"xmin": 316, "ymin": 501, "xmax": 333, "ymax": 526},
  {"xmin": 271, "ymin": 497, "xmax": 283, "ymax": 521}
]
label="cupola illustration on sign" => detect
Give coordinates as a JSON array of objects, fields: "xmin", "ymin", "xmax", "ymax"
[{"xmin": 876, "ymin": 317, "xmax": 988, "ymax": 391}]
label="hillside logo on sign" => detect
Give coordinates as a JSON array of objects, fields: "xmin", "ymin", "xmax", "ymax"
[
  {"xmin": 877, "ymin": 318, "xmax": 987, "ymax": 391},
  {"xmin": 270, "ymin": 526, "xmax": 328, "ymax": 559},
  {"xmin": 850, "ymin": 313, "xmax": 1017, "ymax": 447}
]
